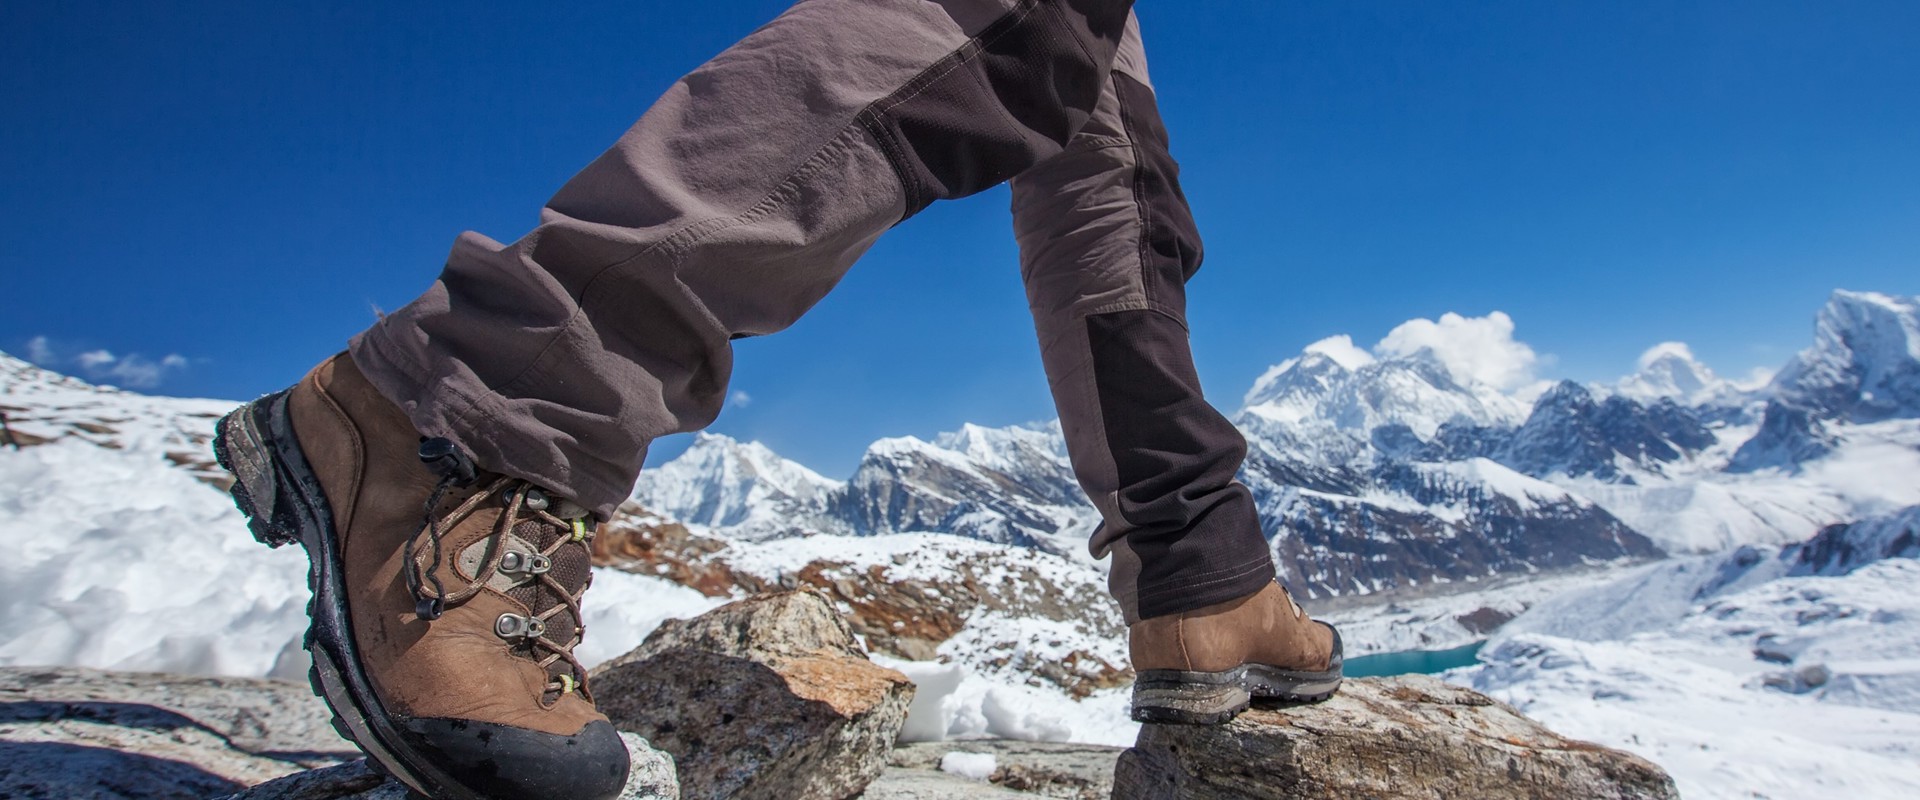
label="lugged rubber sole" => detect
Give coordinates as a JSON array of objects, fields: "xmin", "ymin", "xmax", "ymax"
[
  {"xmin": 214, "ymin": 392, "xmax": 476, "ymax": 800},
  {"xmin": 1130, "ymin": 629, "xmax": 1344, "ymax": 725}
]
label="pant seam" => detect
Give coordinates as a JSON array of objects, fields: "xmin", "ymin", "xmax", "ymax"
[
  {"xmin": 1113, "ymin": 71, "xmax": 1156, "ymax": 309},
  {"xmin": 1031, "ymin": 299, "xmax": 1186, "ymax": 354},
  {"xmin": 859, "ymin": 0, "xmax": 1045, "ymax": 213}
]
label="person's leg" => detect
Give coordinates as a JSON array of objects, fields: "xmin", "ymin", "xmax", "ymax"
[
  {"xmin": 1010, "ymin": 16, "xmax": 1341, "ymax": 723},
  {"xmin": 221, "ymin": 3, "xmax": 1146, "ymax": 798},
  {"xmin": 1011, "ymin": 16, "xmax": 1270, "ymax": 623},
  {"xmin": 351, "ymin": 0, "xmax": 1138, "ymax": 521}
]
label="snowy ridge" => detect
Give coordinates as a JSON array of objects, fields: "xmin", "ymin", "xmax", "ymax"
[{"xmin": 1787, "ymin": 505, "xmax": 1920, "ymax": 577}]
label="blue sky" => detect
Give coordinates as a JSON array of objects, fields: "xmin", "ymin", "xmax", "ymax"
[{"xmin": 5, "ymin": 1, "xmax": 1917, "ymax": 476}]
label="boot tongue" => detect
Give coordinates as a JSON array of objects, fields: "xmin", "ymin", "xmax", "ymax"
[{"xmin": 502, "ymin": 512, "xmax": 594, "ymax": 697}]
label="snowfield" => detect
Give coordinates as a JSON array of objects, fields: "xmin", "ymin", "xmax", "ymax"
[{"xmin": 1454, "ymin": 545, "xmax": 1920, "ymax": 799}]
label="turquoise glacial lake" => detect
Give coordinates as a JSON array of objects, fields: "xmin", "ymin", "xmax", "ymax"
[{"xmin": 1342, "ymin": 641, "xmax": 1485, "ymax": 678}]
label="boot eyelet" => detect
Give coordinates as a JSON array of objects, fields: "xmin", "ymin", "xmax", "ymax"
[
  {"xmin": 500, "ymin": 551, "xmax": 552, "ymax": 576},
  {"xmin": 495, "ymin": 613, "xmax": 546, "ymax": 640},
  {"xmin": 523, "ymin": 489, "xmax": 551, "ymax": 512}
]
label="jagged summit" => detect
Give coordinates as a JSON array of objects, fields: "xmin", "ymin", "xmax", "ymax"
[
  {"xmin": 632, "ymin": 432, "xmax": 841, "ymax": 537},
  {"xmin": 1769, "ymin": 289, "xmax": 1920, "ymax": 421},
  {"xmin": 1729, "ymin": 290, "xmax": 1920, "ymax": 473},
  {"xmin": 1497, "ymin": 380, "xmax": 1717, "ymax": 480}
]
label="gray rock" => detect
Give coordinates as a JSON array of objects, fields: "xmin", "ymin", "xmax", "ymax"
[
  {"xmin": 885, "ymin": 740, "xmax": 1120, "ymax": 799},
  {"xmin": 592, "ymin": 591, "xmax": 914, "ymax": 800},
  {"xmin": 0, "ymin": 665, "xmax": 355, "ymax": 763},
  {"xmin": 1112, "ymin": 675, "xmax": 1679, "ymax": 800},
  {"xmin": 0, "ymin": 666, "xmax": 354, "ymax": 799},
  {"xmin": 0, "ymin": 666, "xmax": 675, "ymax": 800},
  {"xmin": 860, "ymin": 767, "xmax": 1032, "ymax": 799},
  {"xmin": 217, "ymin": 732, "xmax": 677, "ymax": 799}
]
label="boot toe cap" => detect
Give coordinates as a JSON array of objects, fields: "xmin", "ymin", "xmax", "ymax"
[
  {"xmin": 397, "ymin": 717, "xmax": 631, "ymax": 800},
  {"xmin": 1320, "ymin": 621, "xmax": 1344, "ymax": 673}
]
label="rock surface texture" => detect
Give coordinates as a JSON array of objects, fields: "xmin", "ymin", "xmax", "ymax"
[
  {"xmin": 1112, "ymin": 675, "xmax": 1679, "ymax": 800},
  {"xmin": 0, "ymin": 666, "xmax": 359, "ymax": 799},
  {"xmin": 217, "ymin": 732, "xmax": 678, "ymax": 800},
  {"xmin": 871, "ymin": 740, "xmax": 1122, "ymax": 799},
  {"xmin": 0, "ymin": 665, "xmax": 675, "ymax": 800},
  {"xmin": 592, "ymin": 590, "xmax": 915, "ymax": 800}
]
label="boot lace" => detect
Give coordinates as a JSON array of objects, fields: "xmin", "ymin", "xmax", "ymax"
[{"xmin": 405, "ymin": 438, "xmax": 597, "ymax": 701}]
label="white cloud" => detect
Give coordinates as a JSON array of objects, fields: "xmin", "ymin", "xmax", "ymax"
[
  {"xmin": 91, "ymin": 354, "xmax": 189, "ymax": 389},
  {"xmin": 1737, "ymin": 366, "xmax": 1778, "ymax": 391},
  {"xmin": 1373, "ymin": 311, "xmax": 1542, "ymax": 391},
  {"xmin": 1302, "ymin": 335, "xmax": 1376, "ymax": 371},
  {"xmin": 23, "ymin": 336, "xmax": 55, "ymax": 365},
  {"xmin": 1636, "ymin": 341, "xmax": 1697, "ymax": 371},
  {"xmin": 730, "ymin": 390, "xmax": 753, "ymax": 408},
  {"xmin": 75, "ymin": 350, "xmax": 117, "ymax": 369},
  {"xmin": 19, "ymin": 338, "xmax": 191, "ymax": 390}
]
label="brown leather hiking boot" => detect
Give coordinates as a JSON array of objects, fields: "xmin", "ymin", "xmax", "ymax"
[
  {"xmin": 1128, "ymin": 581, "xmax": 1344, "ymax": 724},
  {"xmin": 213, "ymin": 355, "xmax": 629, "ymax": 800}
]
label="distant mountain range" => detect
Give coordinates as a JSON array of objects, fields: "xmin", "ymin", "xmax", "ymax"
[{"xmin": 635, "ymin": 290, "xmax": 1920, "ymax": 598}]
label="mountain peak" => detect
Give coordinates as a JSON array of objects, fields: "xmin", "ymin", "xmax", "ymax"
[
  {"xmin": 1764, "ymin": 289, "xmax": 1920, "ymax": 422},
  {"xmin": 1615, "ymin": 342, "xmax": 1726, "ymax": 405},
  {"xmin": 633, "ymin": 432, "xmax": 841, "ymax": 533}
]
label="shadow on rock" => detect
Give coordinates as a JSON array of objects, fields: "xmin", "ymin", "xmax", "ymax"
[{"xmin": 0, "ymin": 740, "xmax": 244, "ymax": 799}]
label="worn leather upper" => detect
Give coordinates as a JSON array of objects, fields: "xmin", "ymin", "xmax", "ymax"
[
  {"xmin": 1129, "ymin": 581, "xmax": 1336, "ymax": 674},
  {"xmin": 288, "ymin": 355, "xmax": 605, "ymax": 736}
]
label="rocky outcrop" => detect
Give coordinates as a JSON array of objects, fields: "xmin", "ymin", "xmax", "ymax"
[
  {"xmin": 0, "ymin": 665, "xmax": 676, "ymax": 800},
  {"xmin": 592, "ymin": 591, "xmax": 914, "ymax": 800},
  {"xmin": 1112, "ymin": 675, "xmax": 1678, "ymax": 800},
  {"xmin": 216, "ymin": 732, "xmax": 678, "ymax": 800}
]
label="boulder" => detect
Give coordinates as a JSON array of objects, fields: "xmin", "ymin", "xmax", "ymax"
[
  {"xmin": 592, "ymin": 591, "xmax": 914, "ymax": 800},
  {"xmin": 1112, "ymin": 675, "xmax": 1678, "ymax": 800}
]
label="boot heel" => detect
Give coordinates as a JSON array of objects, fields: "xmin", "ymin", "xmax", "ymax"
[
  {"xmin": 212, "ymin": 392, "xmax": 300, "ymax": 548},
  {"xmin": 1130, "ymin": 668, "xmax": 1252, "ymax": 725}
]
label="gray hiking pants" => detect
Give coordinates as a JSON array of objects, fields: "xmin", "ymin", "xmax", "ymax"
[{"xmin": 350, "ymin": 0, "xmax": 1274, "ymax": 621}]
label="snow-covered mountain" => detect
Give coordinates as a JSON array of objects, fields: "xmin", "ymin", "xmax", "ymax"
[
  {"xmin": 634, "ymin": 422, "xmax": 1100, "ymax": 556},
  {"xmin": 1612, "ymin": 341, "xmax": 1760, "ymax": 411},
  {"xmin": 1731, "ymin": 290, "xmax": 1920, "ymax": 472},
  {"xmin": 637, "ymin": 289, "xmax": 1920, "ymax": 596},
  {"xmin": 632, "ymin": 432, "xmax": 843, "ymax": 540}
]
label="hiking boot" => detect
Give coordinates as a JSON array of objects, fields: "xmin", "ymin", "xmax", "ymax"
[
  {"xmin": 1128, "ymin": 580, "xmax": 1343, "ymax": 724},
  {"xmin": 212, "ymin": 354, "xmax": 629, "ymax": 800}
]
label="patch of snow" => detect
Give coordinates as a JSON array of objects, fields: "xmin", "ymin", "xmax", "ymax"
[
  {"xmin": 938, "ymin": 751, "xmax": 998, "ymax": 781},
  {"xmin": 874, "ymin": 653, "xmax": 1139, "ymax": 747},
  {"xmin": 0, "ymin": 440, "xmax": 310, "ymax": 677}
]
